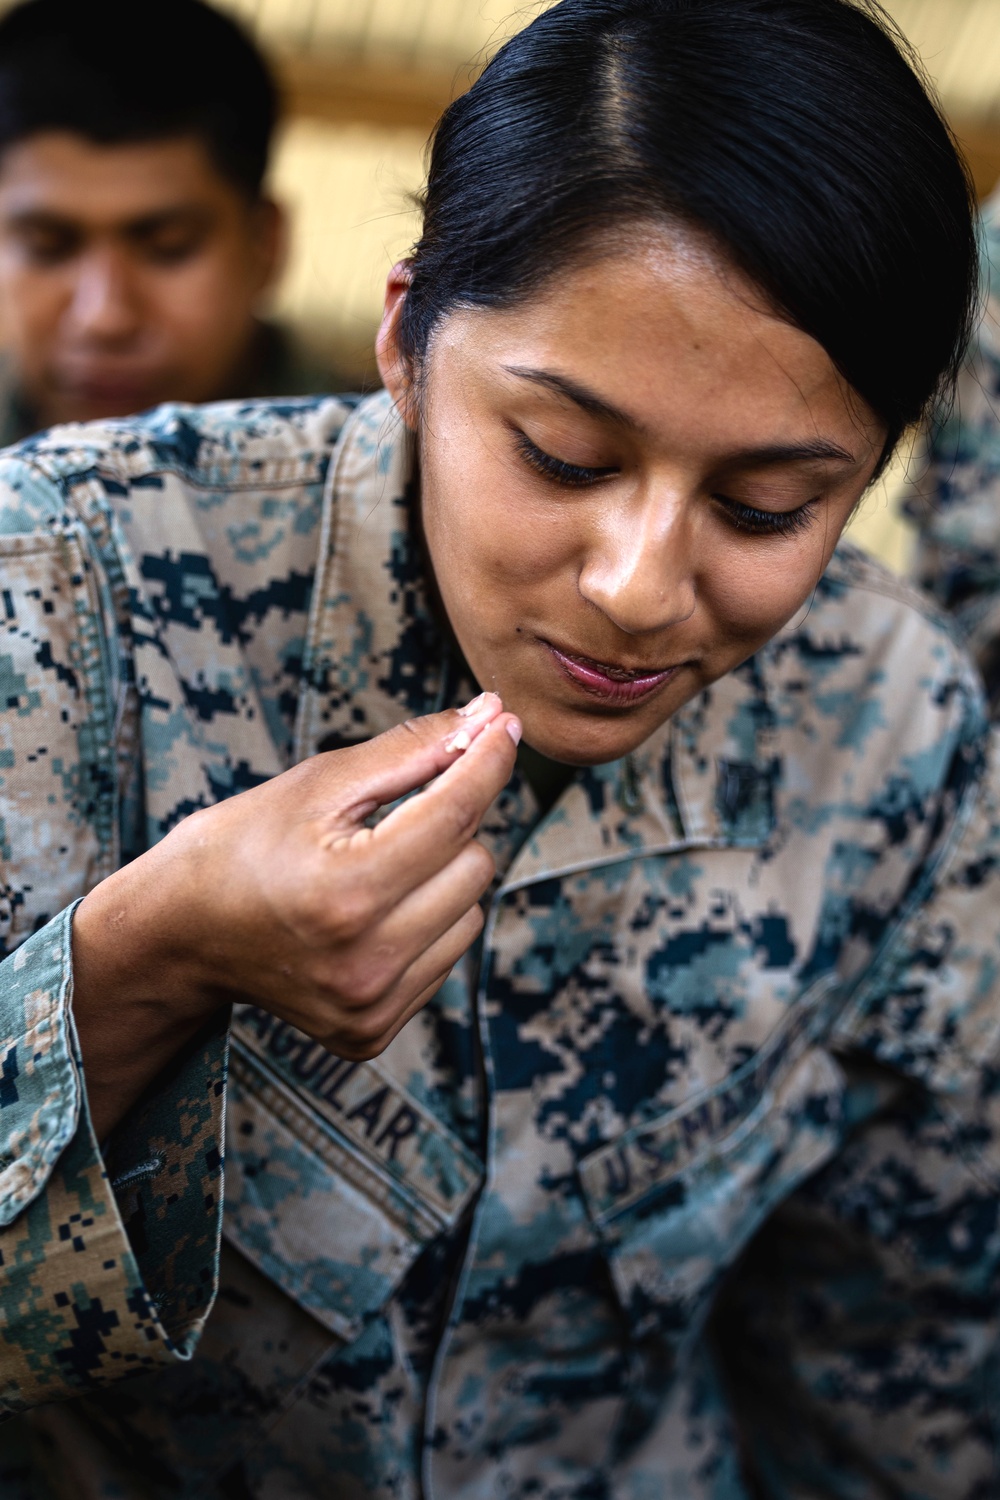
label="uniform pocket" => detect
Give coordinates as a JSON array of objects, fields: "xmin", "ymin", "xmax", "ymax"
[
  {"xmin": 579, "ymin": 977, "xmax": 846, "ymax": 1343},
  {"xmin": 225, "ymin": 1007, "xmax": 483, "ymax": 1342}
]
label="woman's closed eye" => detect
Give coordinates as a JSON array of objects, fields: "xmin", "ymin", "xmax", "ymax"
[
  {"xmin": 713, "ymin": 494, "xmax": 819, "ymax": 538},
  {"xmin": 514, "ymin": 430, "xmax": 619, "ymax": 487},
  {"xmin": 515, "ymin": 430, "xmax": 820, "ymax": 538}
]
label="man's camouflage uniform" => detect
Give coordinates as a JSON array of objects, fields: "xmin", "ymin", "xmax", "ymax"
[
  {"xmin": 0, "ymin": 389, "xmax": 999, "ymax": 1499},
  {"xmin": 911, "ymin": 187, "xmax": 1000, "ymax": 707}
]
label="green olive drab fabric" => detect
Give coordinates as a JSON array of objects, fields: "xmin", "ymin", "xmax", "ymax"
[{"xmin": 0, "ymin": 390, "xmax": 999, "ymax": 1498}]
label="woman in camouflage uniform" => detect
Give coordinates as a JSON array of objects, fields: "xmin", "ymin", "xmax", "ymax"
[{"xmin": 0, "ymin": 1, "xmax": 995, "ymax": 1496}]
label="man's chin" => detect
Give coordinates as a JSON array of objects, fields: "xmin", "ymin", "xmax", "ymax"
[{"xmin": 41, "ymin": 377, "xmax": 168, "ymax": 426}]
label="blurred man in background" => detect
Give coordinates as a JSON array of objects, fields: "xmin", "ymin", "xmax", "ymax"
[{"xmin": 0, "ymin": 0, "xmax": 338, "ymax": 443}]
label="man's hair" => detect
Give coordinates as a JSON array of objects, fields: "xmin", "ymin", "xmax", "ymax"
[{"xmin": 0, "ymin": 0, "xmax": 278, "ymax": 197}]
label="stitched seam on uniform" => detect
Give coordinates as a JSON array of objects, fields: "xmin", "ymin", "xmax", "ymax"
[
  {"xmin": 10, "ymin": 391, "xmax": 353, "ymax": 501},
  {"xmin": 68, "ymin": 527, "xmax": 121, "ymax": 880},
  {"xmin": 420, "ymin": 900, "xmax": 501, "ymax": 1496},
  {"xmin": 291, "ymin": 400, "xmax": 362, "ymax": 763},
  {"xmin": 228, "ymin": 1044, "xmax": 447, "ymax": 1239},
  {"xmin": 495, "ymin": 835, "xmax": 739, "ymax": 896},
  {"xmin": 58, "ymin": 482, "xmax": 140, "ymax": 720},
  {"xmin": 0, "ymin": 533, "xmax": 65, "ymax": 555},
  {"xmin": 18, "ymin": 428, "xmax": 341, "ymax": 495},
  {"xmin": 667, "ymin": 713, "xmax": 698, "ymax": 840}
]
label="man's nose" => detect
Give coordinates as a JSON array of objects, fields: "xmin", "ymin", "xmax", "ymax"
[
  {"xmin": 66, "ymin": 249, "xmax": 142, "ymax": 342},
  {"xmin": 578, "ymin": 485, "xmax": 698, "ymax": 636}
]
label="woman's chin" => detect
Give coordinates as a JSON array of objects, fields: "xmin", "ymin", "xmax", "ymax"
[{"xmin": 517, "ymin": 709, "xmax": 665, "ymax": 767}]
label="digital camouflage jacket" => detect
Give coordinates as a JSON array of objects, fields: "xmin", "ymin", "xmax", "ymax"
[
  {"xmin": 0, "ymin": 390, "xmax": 999, "ymax": 1500},
  {"xmin": 911, "ymin": 187, "xmax": 1000, "ymax": 707}
]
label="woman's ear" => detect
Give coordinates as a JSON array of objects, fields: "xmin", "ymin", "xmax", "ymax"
[{"xmin": 376, "ymin": 262, "xmax": 419, "ymax": 428}]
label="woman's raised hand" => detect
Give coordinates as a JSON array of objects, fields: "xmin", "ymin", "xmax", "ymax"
[{"xmin": 72, "ymin": 693, "xmax": 521, "ymax": 1139}]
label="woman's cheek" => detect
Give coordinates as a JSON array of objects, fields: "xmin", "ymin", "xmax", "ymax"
[
  {"xmin": 431, "ymin": 486, "xmax": 575, "ymax": 599},
  {"xmin": 707, "ymin": 540, "xmax": 829, "ymax": 646}
]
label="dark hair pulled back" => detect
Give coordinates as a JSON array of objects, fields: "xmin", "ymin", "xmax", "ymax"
[{"xmin": 400, "ymin": 0, "xmax": 978, "ymax": 456}]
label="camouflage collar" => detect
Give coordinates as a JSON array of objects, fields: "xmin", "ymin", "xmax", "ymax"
[
  {"xmin": 294, "ymin": 391, "xmax": 777, "ymax": 882},
  {"xmin": 293, "ymin": 392, "xmax": 449, "ymax": 760}
]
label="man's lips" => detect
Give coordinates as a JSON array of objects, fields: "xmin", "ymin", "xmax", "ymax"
[
  {"xmin": 54, "ymin": 365, "xmax": 163, "ymax": 403},
  {"xmin": 543, "ymin": 641, "xmax": 685, "ymax": 704},
  {"xmin": 60, "ymin": 380, "xmax": 155, "ymax": 402}
]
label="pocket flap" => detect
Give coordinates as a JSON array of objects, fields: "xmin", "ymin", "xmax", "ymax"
[
  {"xmin": 578, "ymin": 979, "xmax": 844, "ymax": 1341},
  {"xmin": 225, "ymin": 1019, "xmax": 483, "ymax": 1343}
]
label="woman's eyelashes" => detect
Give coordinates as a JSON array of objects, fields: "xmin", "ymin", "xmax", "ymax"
[
  {"xmin": 713, "ymin": 494, "xmax": 819, "ymax": 538},
  {"xmin": 514, "ymin": 431, "xmax": 618, "ymax": 487},
  {"xmin": 514, "ymin": 431, "xmax": 820, "ymax": 539}
]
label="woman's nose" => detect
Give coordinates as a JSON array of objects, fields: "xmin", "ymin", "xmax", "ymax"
[{"xmin": 577, "ymin": 489, "xmax": 697, "ymax": 636}]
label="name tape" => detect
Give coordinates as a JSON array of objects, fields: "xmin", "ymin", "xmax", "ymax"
[
  {"xmin": 232, "ymin": 1005, "xmax": 481, "ymax": 1217},
  {"xmin": 580, "ymin": 975, "xmax": 839, "ymax": 1221}
]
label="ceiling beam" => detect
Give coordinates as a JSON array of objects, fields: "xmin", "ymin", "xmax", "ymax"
[{"xmin": 278, "ymin": 53, "xmax": 465, "ymax": 133}]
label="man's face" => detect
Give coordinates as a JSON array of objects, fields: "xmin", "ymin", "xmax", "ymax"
[{"xmin": 0, "ymin": 131, "xmax": 284, "ymax": 427}]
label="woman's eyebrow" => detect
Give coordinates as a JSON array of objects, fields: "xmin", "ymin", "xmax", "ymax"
[
  {"xmin": 732, "ymin": 439, "xmax": 858, "ymax": 466},
  {"xmin": 502, "ymin": 364, "xmax": 858, "ymax": 465},
  {"xmin": 503, "ymin": 365, "xmax": 640, "ymax": 430}
]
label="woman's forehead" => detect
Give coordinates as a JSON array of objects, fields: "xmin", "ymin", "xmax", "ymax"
[{"xmin": 429, "ymin": 228, "xmax": 886, "ymax": 467}]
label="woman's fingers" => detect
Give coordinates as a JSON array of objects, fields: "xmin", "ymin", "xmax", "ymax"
[
  {"xmin": 326, "ymin": 840, "xmax": 494, "ymax": 1009},
  {"xmin": 269, "ymin": 709, "xmax": 518, "ymax": 951},
  {"xmin": 71, "ymin": 697, "xmax": 520, "ymax": 1138},
  {"xmin": 318, "ymin": 903, "xmax": 485, "ymax": 1057},
  {"xmin": 359, "ymin": 715, "xmax": 520, "ymax": 911},
  {"xmin": 114, "ymin": 696, "xmax": 521, "ymax": 1067},
  {"xmin": 365, "ymin": 969, "xmax": 464, "ymax": 1056},
  {"xmin": 318, "ymin": 692, "xmax": 506, "ymax": 820}
]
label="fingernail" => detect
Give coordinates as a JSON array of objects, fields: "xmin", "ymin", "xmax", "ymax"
[
  {"xmin": 506, "ymin": 720, "xmax": 522, "ymax": 746},
  {"xmin": 458, "ymin": 692, "xmax": 490, "ymax": 717},
  {"xmin": 444, "ymin": 728, "xmax": 473, "ymax": 753}
]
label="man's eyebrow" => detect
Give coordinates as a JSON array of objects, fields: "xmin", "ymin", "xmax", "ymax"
[
  {"xmin": 4, "ymin": 209, "xmax": 77, "ymax": 230},
  {"xmin": 3, "ymin": 205, "xmax": 209, "ymax": 234},
  {"xmin": 125, "ymin": 206, "xmax": 211, "ymax": 235},
  {"xmin": 502, "ymin": 364, "xmax": 859, "ymax": 466}
]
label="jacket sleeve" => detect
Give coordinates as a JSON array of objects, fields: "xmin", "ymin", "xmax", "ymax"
[
  {"xmin": 714, "ymin": 723, "xmax": 1000, "ymax": 1499},
  {"xmin": 0, "ymin": 465, "xmax": 226, "ymax": 1413}
]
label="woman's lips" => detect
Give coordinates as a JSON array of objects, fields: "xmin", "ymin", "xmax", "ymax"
[{"xmin": 544, "ymin": 641, "xmax": 683, "ymax": 705}]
